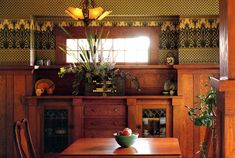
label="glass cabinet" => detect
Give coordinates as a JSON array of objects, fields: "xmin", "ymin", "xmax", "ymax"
[
  {"xmin": 41, "ymin": 101, "xmax": 72, "ymax": 158},
  {"xmin": 137, "ymin": 103, "xmax": 172, "ymax": 138},
  {"xmin": 142, "ymin": 109, "xmax": 166, "ymax": 137},
  {"xmin": 44, "ymin": 109, "xmax": 69, "ymax": 153}
]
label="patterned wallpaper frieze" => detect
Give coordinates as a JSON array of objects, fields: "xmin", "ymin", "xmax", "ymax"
[
  {"xmin": 0, "ymin": 19, "xmax": 30, "ymax": 49},
  {"xmin": 0, "ymin": 17, "xmax": 180, "ymax": 51},
  {"xmin": 159, "ymin": 21, "xmax": 179, "ymax": 50},
  {"xmin": 179, "ymin": 17, "xmax": 219, "ymax": 48},
  {"xmin": 0, "ymin": 16, "xmax": 219, "ymax": 65}
]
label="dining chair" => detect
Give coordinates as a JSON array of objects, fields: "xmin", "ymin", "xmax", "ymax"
[{"xmin": 13, "ymin": 118, "xmax": 36, "ymax": 158}]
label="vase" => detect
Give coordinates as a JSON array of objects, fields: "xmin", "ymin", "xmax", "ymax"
[{"xmin": 84, "ymin": 78, "xmax": 125, "ymax": 96}]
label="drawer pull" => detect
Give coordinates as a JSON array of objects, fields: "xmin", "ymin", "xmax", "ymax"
[{"xmin": 113, "ymin": 108, "xmax": 118, "ymax": 112}]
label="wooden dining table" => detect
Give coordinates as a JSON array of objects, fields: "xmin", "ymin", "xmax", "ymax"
[{"xmin": 59, "ymin": 138, "xmax": 182, "ymax": 158}]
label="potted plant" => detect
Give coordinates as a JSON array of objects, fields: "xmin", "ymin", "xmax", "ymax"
[
  {"xmin": 186, "ymin": 88, "xmax": 216, "ymax": 158},
  {"xmin": 58, "ymin": 27, "xmax": 141, "ymax": 96}
]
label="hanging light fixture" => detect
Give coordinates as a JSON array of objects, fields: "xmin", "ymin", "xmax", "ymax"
[{"xmin": 65, "ymin": 0, "xmax": 112, "ymax": 26}]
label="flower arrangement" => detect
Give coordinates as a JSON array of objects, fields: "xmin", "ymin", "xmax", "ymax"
[{"xmin": 58, "ymin": 27, "xmax": 141, "ymax": 95}]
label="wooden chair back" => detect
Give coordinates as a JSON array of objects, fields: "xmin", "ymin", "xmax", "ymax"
[{"xmin": 13, "ymin": 118, "xmax": 36, "ymax": 158}]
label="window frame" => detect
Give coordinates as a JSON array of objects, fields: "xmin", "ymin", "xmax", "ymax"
[{"xmin": 54, "ymin": 26, "xmax": 160, "ymax": 65}]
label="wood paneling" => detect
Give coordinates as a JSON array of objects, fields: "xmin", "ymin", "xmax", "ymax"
[
  {"xmin": 174, "ymin": 64, "xmax": 219, "ymax": 158},
  {"xmin": 0, "ymin": 64, "xmax": 221, "ymax": 158},
  {"xmin": 211, "ymin": 79, "xmax": 235, "ymax": 157},
  {"xmin": 0, "ymin": 67, "xmax": 33, "ymax": 158}
]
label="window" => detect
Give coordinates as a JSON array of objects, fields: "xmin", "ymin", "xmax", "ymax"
[
  {"xmin": 66, "ymin": 37, "xmax": 150, "ymax": 63},
  {"xmin": 55, "ymin": 27, "xmax": 160, "ymax": 65}
]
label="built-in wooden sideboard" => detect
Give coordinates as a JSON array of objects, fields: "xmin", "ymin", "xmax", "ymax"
[
  {"xmin": 0, "ymin": 64, "xmax": 220, "ymax": 158},
  {"xmin": 24, "ymin": 95, "xmax": 182, "ymax": 158}
]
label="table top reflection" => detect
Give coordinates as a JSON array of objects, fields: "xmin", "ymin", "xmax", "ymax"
[{"xmin": 60, "ymin": 138, "xmax": 182, "ymax": 158}]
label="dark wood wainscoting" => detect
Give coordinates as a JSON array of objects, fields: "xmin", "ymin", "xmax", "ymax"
[{"xmin": 0, "ymin": 66, "xmax": 33, "ymax": 158}]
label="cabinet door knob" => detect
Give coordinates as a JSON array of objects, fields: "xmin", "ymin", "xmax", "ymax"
[
  {"xmin": 113, "ymin": 108, "xmax": 118, "ymax": 112},
  {"xmin": 91, "ymin": 109, "xmax": 95, "ymax": 112}
]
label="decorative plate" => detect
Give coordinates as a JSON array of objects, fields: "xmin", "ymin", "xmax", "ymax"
[{"xmin": 35, "ymin": 79, "xmax": 55, "ymax": 91}]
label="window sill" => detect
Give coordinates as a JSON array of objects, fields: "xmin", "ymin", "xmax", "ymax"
[{"xmin": 33, "ymin": 64, "xmax": 174, "ymax": 70}]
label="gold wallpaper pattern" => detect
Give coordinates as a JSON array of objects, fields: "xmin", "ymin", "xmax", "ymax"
[
  {"xmin": 0, "ymin": 0, "xmax": 219, "ymax": 18},
  {"xmin": 0, "ymin": 49, "xmax": 30, "ymax": 65},
  {"xmin": 179, "ymin": 48, "xmax": 219, "ymax": 64}
]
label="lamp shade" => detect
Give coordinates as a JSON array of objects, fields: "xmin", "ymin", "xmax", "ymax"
[
  {"xmin": 97, "ymin": 10, "xmax": 112, "ymax": 20},
  {"xmin": 65, "ymin": 7, "xmax": 84, "ymax": 20},
  {"xmin": 89, "ymin": 7, "xmax": 104, "ymax": 19},
  {"xmin": 65, "ymin": 0, "xmax": 112, "ymax": 25}
]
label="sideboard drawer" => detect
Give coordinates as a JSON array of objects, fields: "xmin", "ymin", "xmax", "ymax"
[
  {"xmin": 84, "ymin": 104, "xmax": 126, "ymax": 116},
  {"xmin": 85, "ymin": 118, "xmax": 126, "ymax": 129}
]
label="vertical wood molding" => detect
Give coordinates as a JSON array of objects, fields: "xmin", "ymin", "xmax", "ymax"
[
  {"xmin": 172, "ymin": 97, "xmax": 183, "ymax": 139},
  {"xmin": 127, "ymin": 98, "xmax": 137, "ymax": 132},
  {"xmin": 6, "ymin": 75, "xmax": 14, "ymax": 158},
  {"xmin": 177, "ymin": 71, "xmax": 194, "ymax": 158},
  {"xmin": 27, "ymin": 98, "xmax": 40, "ymax": 158},
  {"xmin": 217, "ymin": 0, "xmax": 235, "ymax": 156},
  {"xmin": 216, "ymin": 85, "xmax": 235, "ymax": 157},
  {"xmin": 220, "ymin": 0, "xmax": 235, "ymax": 79},
  {"xmin": 72, "ymin": 98, "xmax": 83, "ymax": 141},
  {"xmin": 0, "ymin": 75, "xmax": 7, "ymax": 158}
]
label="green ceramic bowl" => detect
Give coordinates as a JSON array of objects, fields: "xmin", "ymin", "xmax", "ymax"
[{"xmin": 114, "ymin": 133, "xmax": 139, "ymax": 148}]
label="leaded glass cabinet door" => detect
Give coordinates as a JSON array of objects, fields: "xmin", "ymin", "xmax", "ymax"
[
  {"xmin": 138, "ymin": 103, "xmax": 172, "ymax": 138},
  {"xmin": 44, "ymin": 109, "xmax": 69, "ymax": 153},
  {"xmin": 42, "ymin": 102, "xmax": 72, "ymax": 157}
]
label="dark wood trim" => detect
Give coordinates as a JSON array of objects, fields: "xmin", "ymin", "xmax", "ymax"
[
  {"xmin": 0, "ymin": 66, "xmax": 34, "ymax": 70},
  {"xmin": 174, "ymin": 64, "xmax": 219, "ymax": 70},
  {"xmin": 24, "ymin": 95, "xmax": 183, "ymax": 100}
]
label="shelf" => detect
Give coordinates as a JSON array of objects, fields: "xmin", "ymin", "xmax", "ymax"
[
  {"xmin": 33, "ymin": 64, "xmax": 175, "ymax": 70},
  {"xmin": 0, "ymin": 65, "xmax": 34, "ymax": 70},
  {"xmin": 116, "ymin": 64, "xmax": 174, "ymax": 69},
  {"xmin": 174, "ymin": 64, "xmax": 219, "ymax": 70},
  {"xmin": 24, "ymin": 95, "xmax": 183, "ymax": 100}
]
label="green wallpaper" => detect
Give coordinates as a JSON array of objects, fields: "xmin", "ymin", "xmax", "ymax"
[
  {"xmin": 0, "ymin": 19, "xmax": 30, "ymax": 49},
  {"xmin": 179, "ymin": 17, "xmax": 219, "ymax": 64},
  {"xmin": 179, "ymin": 18, "xmax": 219, "ymax": 48},
  {"xmin": 0, "ymin": 16, "xmax": 219, "ymax": 65}
]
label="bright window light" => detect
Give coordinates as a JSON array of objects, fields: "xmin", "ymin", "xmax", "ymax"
[{"xmin": 66, "ymin": 36, "xmax": 150, "ymax": 63}]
